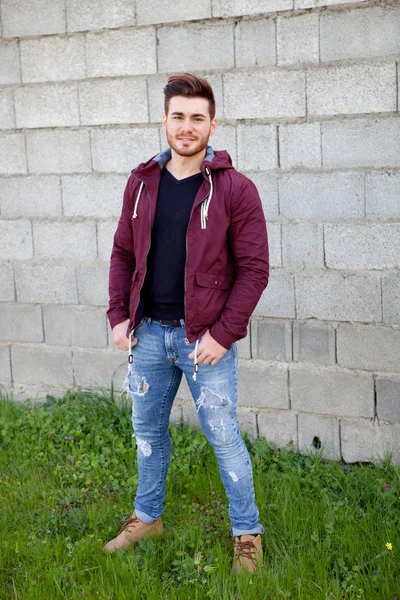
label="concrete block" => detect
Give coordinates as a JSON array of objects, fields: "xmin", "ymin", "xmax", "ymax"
[
  {"xmin": 325, "ymin": 224, "xmax": 400, "ymax": 270},
  {"xmin": 293, "ymin": 321, "xmax": 335, "ymax": 366},
  {"xmin": 237, "ymin": 124, "xmax": 277, "ymax": 171},
  {"xmin": 295, "ymin": 0, "xmax": 369, "ymax": 8},
  {"xmin": 158, "ymin": 22, "xmax": 234, "ymax": 72},
  {"xmin": 212, "ymin": 0, "xmax": 293, "ymax": 17},
  {"xmin": 322, "ymin": 118, "xmax": 400, "ymax": 169},
  {"xmin": 0, "ymin": 134, "xmax": 27, "ymax": 174},
  {"xmin": 282, "ymin": 223, "xmax": 324, "ymax": 269},
  {"xmin": 176, "ymin": 375, "xmax": 192, "ymax": 402},
  {"xmin": 86, "ymin": 29, "xmax": 157, "ymax": 78},
  {"xmin": 251, "ymin": 318, "xmax": 292, "ymax": 362},
  {"xmin": 97, "ymin": 220, "xmax": 118, "ymax": 261},
  {"xmin": 12, "ymin": 345, "xmax": 73, "ymax": 387},
  {"xmin": 238, "ymin": 359, "xmax": 289, "ymax": 409},
  {"xmin": 0, "ymin": 303, "xmax": 43, "ymax": 343},
  {"xmin": 279, "ymin": 172, "xmax": 364, "ymax": 219},
  {"xmin": 26, "ymin": 129, "xmax": 91, "ymax": 174},
  {"xmin": 72, "ymin": 347, "xmax": 125, "ymax": 390},
  {"xmin": 0, "ymin": 41, "xmax": 21, "ymax": 84},
  {"xmin": 383, "ymin": 275, "xmax": 400, "ymax": 325},
  {"xmin": 279, "ymin": 122, "xmax": 321, "ymax": 169},
  {"xmin": 366, "ymin": 171, "xmax": 400, "ymax": 218},
  {"xmin": 295, "ymin": 273, "xmax": 381, "ymax": 323},
  {"xmin": 20, "ymin": 35, "xmax": 85, "ymax": 83},
  {"xmin": 15, "ymin": 264, "xmax": 78, "ymax": 304},
  {"xmin": 307, "ymin": 63, "xmax": 396, "ymax": 117},
  {"xmin": 91, "ymin": 127, "xmax": 161, "ymax": 174},
  {"xmin": 76, "ymin": 264, "xmax": 109, "ymax": 306},
  {"xmin": 237, "ymin": 408, "xmax": 257, "ymax": 442},
  {"xmin": 137, "ymin": 0, "xmax": 211, "ymax": 25},
  {"xmin": 341, "ymin": 418, "xmax": 400, "ymax": 464},
  {"xmin": 337, "ymin": 324, "xmax": 400, "ymax": 374},
  {"xmin": 14, "ymin": 83, "xmax": 79, "ymax": 129},
  {"xmin": 43, "ymin": 306, "xmax": 107, "ymax": 348},
  {"xmin": 298, "ymin": 414, "xmax": 340, "ymax": 461},
  {"xmin": 1, "ymin": 0, "xmax": 66, "ymax": 37},
  {"xmin": 0, "ymin": 219, "xmax": 33, "ymax": 260},
  {"xmin": 79, "ymin": 78, "xmax": 148, "ymax": 126},
  {"xmin": 169, "ymin": 403, "xmax": 182, "ymax": 425},
  {"xmin": 246, "ymin": 172, "xmax": 279, "ymax": 217},
  {"xmin": 181, "ymin": 401, "xmax": 200, "ymax": 428},
  {"xmin": 33, "ymin": 222, "xmax": 97, "ymax": 261},
  {"xmin": 0, "ymin": 175, "xmax": 62, "ymax": 218},
  {"xmin": 277, "ymin": 13, "xmax": 318, "ymax": 65},
  {"xmin": 0, "ymin": 346, "xmax": 11, "ymax": 384},
  {"xmin": 257, "ymin": 410, "xmax": 297, "ymax": 449},
  {"xmin": 66, "ymin": 0, "xmax": 135, "ymax": 32},
  {"xmin": 148, "ymin": 73, "xmax": 224, "ymax": 122},
  {"xmin": 266, "ymin": 222, "xmax": 281, "ymax": 268},
  {"xmin": 62, "ymin": 174, "xmax": 126, "ymax": 218},
  {"xmin": 235, "ymin": 19, "xmax": 276, "ymax": 68},
  {"xmin": 0, "ymin": 264, "xmax": 15, "ymax": 301},
  {"xmin": 236, "ymin": 334, "xmax": 251, "ymax": 360},
  {"xmin": 320, "ymin": 7, "xmax": 400, "ymax": 62},
  {"xmin": 224, "ymin": 70, "xmax": 305, "ymax": 119},
  {"xmin": 254, "ymin": 271, "xmax": 295, "ymax": 319},
  {"xmin": 11, "ymin": 384, "xmax": 69, "ymax": 403},
  {"xmin": 0, "ymin": 89, "xmax": 15, "ymax": 129},
  {"xmin": 290, "ymin": 366, "xmax": 374, "ymax": 418},
  {"xmin": 376, "ymin": 378, "xmax": 400, "ymax": 423},
  {"xmin": 209, "ymin": 124, "xmax": 237, "ymax": 166}
]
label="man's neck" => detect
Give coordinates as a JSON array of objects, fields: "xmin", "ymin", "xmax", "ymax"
[{"xmin": 166, "ymin": 147, "xmax": 206, "ymax": 180}]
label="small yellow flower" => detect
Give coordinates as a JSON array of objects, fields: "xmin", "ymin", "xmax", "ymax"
[{"xmin": 386, "ymin": 542, "xmax": 393, "ymax": 551}]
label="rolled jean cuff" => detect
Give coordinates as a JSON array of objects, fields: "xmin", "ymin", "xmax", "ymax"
[
  {"xmin": 231, "ymin": 524, "xmax": 264, "ymax": 538},
  {"xmin": 135, "ymin": 508, "xmax": 154, "ymax": 525}
]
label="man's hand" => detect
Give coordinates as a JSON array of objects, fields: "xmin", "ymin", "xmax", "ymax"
[
  {"xmin": 112, "ymin": 319, "xmax": 138, "ymax": 351},
  {"xmin": 188, "ymin": 330, "xmax": 227, "ymax": 366}
]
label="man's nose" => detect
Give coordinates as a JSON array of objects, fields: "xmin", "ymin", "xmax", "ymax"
[{"xmin": 180, "ymin": 119, "xmax": 193, "ymax": 131}]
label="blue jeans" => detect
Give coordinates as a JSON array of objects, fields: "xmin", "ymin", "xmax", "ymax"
[{"xmin": 126, "ymin": 317, "xmax": 263, "ymax": 537}]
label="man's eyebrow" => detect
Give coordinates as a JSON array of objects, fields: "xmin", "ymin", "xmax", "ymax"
[{"xmin": 170, "ymin": 111, "xmax": 207, "ymax": 118}]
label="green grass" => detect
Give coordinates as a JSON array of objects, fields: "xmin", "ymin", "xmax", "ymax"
[{"xmin": 0, "ymin": 389, "xmax": 399, "ymax": 600}]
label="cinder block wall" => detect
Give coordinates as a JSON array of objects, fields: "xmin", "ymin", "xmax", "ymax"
[{"xmin": 1, "ymin": 0, "xmax": 399, "ymax": 463}]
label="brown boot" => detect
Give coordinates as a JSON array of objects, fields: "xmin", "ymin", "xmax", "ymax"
[
  {"xmin": 104, "ymin": 512, "xmax": 164, "ymax": 552},
  {"xmin": 233, "ymin": 534, "xmax": 263, "ymax": 573}
]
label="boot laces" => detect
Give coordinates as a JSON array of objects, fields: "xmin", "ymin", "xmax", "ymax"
[
  {"xmin": 234, "ymin": 539, "xmax": 257, "ymax": 565},
  {"xmin": 117, "ymin": 516, "xmax": 140, "ymax": 535}
]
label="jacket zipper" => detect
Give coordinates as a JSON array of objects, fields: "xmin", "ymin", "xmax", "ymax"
[
  {"xmin": 129, "ymin": 176, "xmax": 152, "ymax": 337},
  {"xmin": 183, "ymin": 177, "xmax": 210, "ymax": 344}
]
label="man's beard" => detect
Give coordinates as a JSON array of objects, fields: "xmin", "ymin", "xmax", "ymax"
[{"xmin": 165, "ymin": 129, "xmax": 210, "ymax": 157}]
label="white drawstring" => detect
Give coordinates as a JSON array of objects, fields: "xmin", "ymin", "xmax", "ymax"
[
  {"xmin": 192, "ymin": 339, "xmax": 199, "ymax": 383},
  {"xmin": 201, "ymin": 167, "xmax": 213, "ymax": 229},
  {"xmin": 132, "ymin": 181, "xmax": 144, "ymax": 219},
  {"xmin": 128, "ymin": 330, "xmax": 133, "ymax": 371}
]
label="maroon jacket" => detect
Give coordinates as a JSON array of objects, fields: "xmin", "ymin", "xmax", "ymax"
[{"xmin": 107, "ymin": 146, "xmax": 269, "ymax": 350}]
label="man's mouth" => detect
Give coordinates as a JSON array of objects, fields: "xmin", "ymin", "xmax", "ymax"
[{"xmin": 177, "ymin": 137, "xmax": 196, "ymax": 141}]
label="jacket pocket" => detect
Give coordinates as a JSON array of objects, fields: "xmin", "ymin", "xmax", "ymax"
[
  {"xmin": 195, "ymin": 272, "xmax": 233, "ymax": 290},
  {"xmin": 194, "ymin": 271, "xmax": 233, "ymax": 325}
]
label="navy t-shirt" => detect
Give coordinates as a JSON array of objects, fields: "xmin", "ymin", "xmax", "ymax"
[{"xmin": 141, "ymin": 168, "xmax": 204, "ymax": 320}]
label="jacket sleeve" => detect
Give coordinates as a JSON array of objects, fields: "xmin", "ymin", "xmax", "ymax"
[
  {"xmin": 106, "ymin": 176, "xmax": 136, "ymax": 330},
  {"xmin": 209, "ymin": 176, "xmax": 269, "ymax": 350}
]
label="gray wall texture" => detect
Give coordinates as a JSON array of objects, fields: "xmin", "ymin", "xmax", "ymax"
[{"xmin": 0, "ymin": 0, "xmax": 400, "ymax": 463}]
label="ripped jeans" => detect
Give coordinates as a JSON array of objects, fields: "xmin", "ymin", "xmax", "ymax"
[{"xmin": 127, "ymin": 317, "xmax": 263, "ymax": 537}]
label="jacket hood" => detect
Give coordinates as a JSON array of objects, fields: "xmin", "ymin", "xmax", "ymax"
[{"xmin": 131, "ymin": 145, "xmax": 234, "ymax": 180}]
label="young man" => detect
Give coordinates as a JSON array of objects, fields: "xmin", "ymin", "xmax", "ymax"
[{"xmin": 105, "ymin": 73, "xmax": 269, "ymax": 572}]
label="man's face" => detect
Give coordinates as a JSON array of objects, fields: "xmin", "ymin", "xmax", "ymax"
[{"xmin": 162, "ymin": 96, "xmax": 217, "ymax": 158}]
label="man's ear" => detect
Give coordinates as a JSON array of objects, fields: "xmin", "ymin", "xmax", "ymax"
[
  {"xmin": 210, "ymin": 118, "xmax": 217, "ymax": 136},
  {"xmin": 162, "ymin": 114, "xmax": 167, "ymax": 130}
]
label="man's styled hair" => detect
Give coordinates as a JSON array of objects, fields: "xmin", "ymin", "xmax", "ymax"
[{"xmin": 163, "ymin": 73, "xmax": 216, "ymax": 120}]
